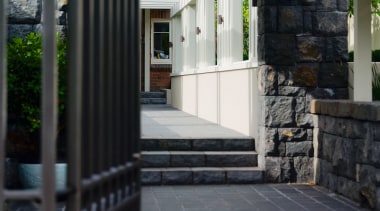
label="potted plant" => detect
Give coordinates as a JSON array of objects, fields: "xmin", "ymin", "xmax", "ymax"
[{"xmin": 6, "ymin": 32, "xmax": 67, "ymax": 189}]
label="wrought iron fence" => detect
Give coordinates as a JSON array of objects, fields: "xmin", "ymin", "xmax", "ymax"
[{"xmin": 0, "ymin": 0, "xmax": 141, "ymax": 210}]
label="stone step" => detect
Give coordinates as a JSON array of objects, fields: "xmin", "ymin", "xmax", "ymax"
[
  {"xmin": 141, "ymin": 167, "xmax": 264, "ymax": 185},
  {"xmin": 140, "ymin": 98, "xmax": 166, "ymax": 104},
  {"xmin": 141, "ymin": 92, "xmax": 165, "ymax": 99},
  {"xmin": 141, "ymin": 151, "xmax": 258, "ymax": 167},
  {"xmin": 141, "ymin": 138, "xmax": 255, "ymax": 151}
]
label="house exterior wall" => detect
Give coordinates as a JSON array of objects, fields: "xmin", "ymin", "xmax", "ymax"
[
  {"xmin": 148, "ymin": 9, "xmax": 172, "ymax": 91},
  {"xmin": 257, "ymin": 0, "xmax": 349, "ymax": 183},
  {"xmin": 171, "ymin": 67, "xmax": 257, "ymax": 136}
]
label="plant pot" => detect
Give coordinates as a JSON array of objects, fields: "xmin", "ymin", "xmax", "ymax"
[{"xmin": 18, "ymin": 163, "xmax": 67, "ymax": 190}]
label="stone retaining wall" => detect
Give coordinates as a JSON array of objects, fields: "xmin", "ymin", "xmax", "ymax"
[
  {"xmin": 7, "ymin": 0, "xmax": 67, "ymax": 40},
  {"xmin": 311, "ymin": 100, "xmax": 380, "ymax": 209}
]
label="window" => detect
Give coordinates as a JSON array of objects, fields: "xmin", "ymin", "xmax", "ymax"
[{"xmin": 151, "ymin": 20, "xmax": 171, "ymax": 64}]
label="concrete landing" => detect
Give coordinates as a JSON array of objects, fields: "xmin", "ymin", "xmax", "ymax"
[{"xmin": 141, "ymin": 104, "xmax": 250, "ymax": 139}]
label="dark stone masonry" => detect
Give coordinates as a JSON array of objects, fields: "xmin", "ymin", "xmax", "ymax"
[
  {"xmin": 312, "ymin": 100, "xmax": 380, "ymax": 209},
  {"xmin": 257, "ymin": 0, "xmax": 348, "ymax": 183},
  {"xmin": 7, "ymin": 0, "xmax": 67, "ymax": 40}
]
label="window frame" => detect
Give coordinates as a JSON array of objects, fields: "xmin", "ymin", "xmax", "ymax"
[{"xmin": 151, "ymin": 19, "xmax": 172, "ymax": 64}]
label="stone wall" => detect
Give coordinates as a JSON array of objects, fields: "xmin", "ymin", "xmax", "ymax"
[
  {"xmin": 311, "ymin": 100, "xmax": 380, "ymax": 209},
  {"xmin": 7, "ymin": 0, "xmax": 67, "ymax": 40},
  {"xmin": 256, "ymin": 0, "xmax": 348, "ymax": 182}
]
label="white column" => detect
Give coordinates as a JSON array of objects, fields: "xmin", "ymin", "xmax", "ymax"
[
  {"xmin": 354, "ymin": 0, "xmax": 372, "ymax": 101},
  {"xmin": 196, "ymin": 0, "xmax": 215, "ymax": 68},
  {"xmin": 182, "ymin": 5, "xmax": 196, "ymax": 71},
  {"xmin": 144, "ymin": 9, "xmax": 150, "ymax": 91},
  {"xmin": 172, "ymin": 15, "xmax": 183, "ymax": 73},
  {"xmin": 218, "ymin": 0, "xmax": 243, "ymax": 65},
  {"xmin": 250, "ymin": 6, "xmax": 258, "ymax": 64}
]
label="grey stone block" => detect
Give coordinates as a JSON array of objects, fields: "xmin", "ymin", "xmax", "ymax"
[
  {"xmin": 226, "ymin": 168, "xmax": 263, "ymax": 184},
  {"xmin": 193, "ymin": 139, "xmax": 223, "ymax": 151},
  {"xmin": 160, "ymin": 139, "xmax": 192, "ymax": 150},
  {"xmin": 296, "ymin": 36, "xmax": 324, "ymax": 62},
  {"xmin": 312, "ymin": 12, "xmax": 347, "ymax": 36},
  {"xmin": 332, "ymin": 138, "xmax": 356, "ymax": 180},
  {"xmin": 258, "ymin": 65, "xmax": 278, "ymax": 96},
  {"xmin": 258, "ymin": 6, "xmax": 277, "ymax": 34},
  {"xmin": 286, "ymin": 141, "xmax": 313, "ymax": 157},
  {"xmin": 223, "ymin": 139, "xmax": 255, "ymax": 150},
  {"xmin": 279, "ymin": 128, "xmax": 308, "ymax": 142},
  {"xmin": 264, "ymin": 96, "xmax": 295, "ymax": 127},
  {"xmin": 206, "ymin": 152, "xmax": 257, "ymax": 167},
  {"xmin": 141, "ymin": 151, "xmax": 170, "ymax": 167},
  {"xmin": 264, "ymin": 157, "xmax": 295, "ymax": 183},
  {"xmin": 262, "ymin": 34, "xmax": 296, "ymax": 65},
  {"xmin": 294, "ymin": 157, "xmax": 314, "ymax": 183},
  {"xmin": 7, "ymin": 24, "xmax": 33, "ymax": 40},
  {"xmin": 278, "ymin": 87, "xmax": 307, "ymax": 97},
  {"xmin": 162, "ymin": 169, "xmax": 192, "ymax": 185},
  {"xmin": 8, "ymin": 0, "xmax": 41, "ymax": 24},
  {"xmin": 141, "ymin": 169, "xmax": 162, "ymax": 185},
  {"xmin": 193, "ymin": 168, "xmax": 226, "ymax": 184},
  {"xmin": 319, "ymin": 63, "xmax": 348, "ymax": 88},
  {"xmin": 316, "ymin": 0, "xmax": 337, "ymax": 11},
  {"xmin": 337, "ymin": 0, "xmax": 348, "ymax": 11},
  {"xmin": 337, "ymin": 176, "xmax": 361, "ymax": 202},
  {"xmin": 278, "ymin": 6, "xmax": 303, "ymax": 33},
  {"xmin": 296, "ymin": 113, "xmax": 314, "ymax": 127},
  {"xmin": 326, "ymin": 37, "xmax": 348, "ymax": 62},
  {"xmin": 171, "ymin": 152, "xmax": 205, "ymax": 167}
]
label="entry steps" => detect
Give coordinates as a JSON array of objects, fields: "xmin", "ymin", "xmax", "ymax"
[
  {"xmin": 141, "ymin": 138, "xmax": 264, "ymax": 185},
  {"xmin": 141, "ymin": 92, "xmax": 166, "ymax": 104}
]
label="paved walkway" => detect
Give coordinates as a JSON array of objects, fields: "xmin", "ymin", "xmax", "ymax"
[
  {"xmin": 141, "ymin": 105, "xmax": 367, "ymax": 211},
  {"xmin": 142, "ymin": 184, "xmax": 367, "ymax": 211},
  {"xmin": 141, "ymin": 104, "xmax": 250, "ymax": 139}
]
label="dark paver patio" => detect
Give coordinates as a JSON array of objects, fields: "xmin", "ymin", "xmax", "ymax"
[{"xmin": 142, "ymin": 184, "xmax": 368, "ymax": 211}]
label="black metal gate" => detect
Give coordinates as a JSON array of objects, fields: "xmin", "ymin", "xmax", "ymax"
[{"xmin": 0, "ymin": 0, "xmax": 141, "ymax": 210}]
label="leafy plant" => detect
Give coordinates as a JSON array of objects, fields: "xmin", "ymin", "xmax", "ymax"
[
  {"xmin": 243, "ymin": 0, "xmax": 249, "ymax": 61},
  {"xmin": 7, "ymin": 32, "xmax": 66, "ymax": 133},
  {"xmin": 373, "ymin": 63, "xmax": 380, "ymax": 100}
]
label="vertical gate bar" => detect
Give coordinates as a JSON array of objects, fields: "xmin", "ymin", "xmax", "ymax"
[
  {"xmin": 111, "ymin": 0, "xmax": 117, "ymax": 169},
  {"xmin": 119, "ymin": 0, "xmax": 127, "ymax": 198},
  {"xmin": 125, "ymin": 0, "xmax": 133, "ymax": 196},
  {"xmin": 93, "ymin": 0, "xmax": 103, "ymax": 208},
  {"xmin": 88, "ymin": 0, "xmax": 96, "ymax": 207},
  {"xmin": 0, "ymin": 0, "xmax": 7, "ymax": 208},
  {"xmin": 132, "ymin": 0, "xmax": 141, "ymax": 199},
  {"xmin": 67, "ymin": 0, "xmax": 84, "ymax": 209},
  {"xmin": 82, "ymin": 0, "xmax": 91, "ymax": 181},
  {"xmin": 105, "ymin": 0, "xmax": 113, "ymax": 207},
  {"xmin": 41, "ymin": 0, "xmax": 57, "ymax": 209},
  {"xmin": 115, "ymin": 0, "xmax": 121, "ymax": 168}
]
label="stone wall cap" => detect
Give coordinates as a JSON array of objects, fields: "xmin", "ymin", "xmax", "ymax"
[{"xmin": 311, "ymin": 100, "xmax": 380, "ymax": 121}]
